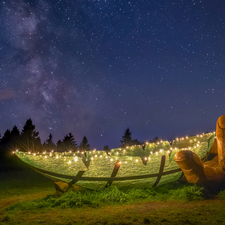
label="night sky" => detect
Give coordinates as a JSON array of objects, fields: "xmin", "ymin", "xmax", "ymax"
[{"xmin": 0, "ymin": 0, "xmax": 225, "ymax": 149}]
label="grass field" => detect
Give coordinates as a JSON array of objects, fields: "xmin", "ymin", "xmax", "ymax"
[{"xmin": 1, "ymin": 164, "xmax": 225, "ymax": 225}]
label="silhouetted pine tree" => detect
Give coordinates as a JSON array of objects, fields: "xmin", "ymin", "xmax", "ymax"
[
  {"xmin": 120, "ymin": 128, "xmax": 132, "ymax": 147},
  {"xmin": 43, "ymin": 133, "xmax": 56, "ymax": 152},
  {"xmin": 57, "ymin": 140, "xmax": 63, "ymax": 152},
  {"xmin": 131, "ymin": 139, "xmax": 142, "ymax": 146},
  {"xmin": 103, "ymin": 145, "xmax": 110, "ymax": 155},
  {"xmin": 62, "ymin": 133, "xmax": 77, "ymax": 152},
  {"xmin": 0, "ymin": 129, "xmax": 12, "ymax": 163},
  {"xmin": 10, "ymin": 126, "xmax": 20, "ymax": 150},
  {"xmin": 153, "ymin": 136, "xmax": 160, "ymax": 143},
  {"xmin": 20, "ymin": 118, "xmax": 42, "ymax": 152},
  {"xmin": 79, "ymin": 136, "xmax": 90, "ymax": 151},
  {"xmin": 0, "ymin": 129, "xmax": 11, "ymax": 149}
]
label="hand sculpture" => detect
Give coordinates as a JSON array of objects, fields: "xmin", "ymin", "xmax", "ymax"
[{"xmin": 174, "ymin": 115, "xmax": 225, "ymax": 186}]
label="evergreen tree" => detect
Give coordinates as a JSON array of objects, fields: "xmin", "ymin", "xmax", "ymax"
[
  {"xmin": 57, "ymin": 140, "xmax": 63, "ymax": 152},
  {"xmin": 62, "ymin": 133, "xmax": 77, "ymax": 152},
  {"xmin": 10, "ymin": 126, "xmax": 20, "ymax": 150},
  {"xmin": 0, "ymin": 129, "xmax": 11, "ymax": 149},
  {"xmin": 153, "ymin": 136, "xmax": 160, "ymax": 143},
  {"xmin": 131, "ymin": 139, "xmax": 142, "ymax": 146},
  {"xmin": 43, "ymin": 133, "xmax": 56, "ymax": 152},
  {"xmin": 20, "ymin": 118, "xmax": 42, "ymax": 152},
  {"xmin": 79, "ymin": 136, "xmax": 90, "ymax": 151},
  {"xmin": 0, "ymin": 129, "xmax": 12, "ymax": 163},
  {"xmin": 120, "ymin": 128, "xmax": 132, "ymax": 147},
  {"xmin": 103, "ymin": 145, "xmax": 110, "ymax": 155}
]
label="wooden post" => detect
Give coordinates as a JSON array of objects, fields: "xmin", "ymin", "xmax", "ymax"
[
  {"xmin": 152, "ymin": 155, "xmax": 166, "ymax": 187},
  {"xmin": 105, "ymin": 161, "xmax": 121, "ymax": 188}
]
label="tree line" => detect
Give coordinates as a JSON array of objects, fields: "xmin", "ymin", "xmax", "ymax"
[
  {"xmin": 0, "ymin": 118, "xmax": 91, "ymax": 154},
  {"xmin": 0, "ymin": 119, "xmax": 163, "ymax": 159}
]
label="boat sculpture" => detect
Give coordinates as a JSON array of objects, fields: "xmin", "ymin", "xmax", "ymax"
[{"xmin": 15, "ymin": 132, "xmax": 215, "ymax": 190}]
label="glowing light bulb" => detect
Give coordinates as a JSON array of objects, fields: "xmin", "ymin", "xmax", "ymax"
[
  {"xmin": 106, "ymin": 156, "xmax": 108, "ymax": 158},
  {"xmin": 45, "ymin": 156, "xmax": 47, "ymax": 158},
  {"xmin": 91, "ymin": 157, "xmax": 93, "ymax": 160},
  {"xmin": 100, "ymin": 155, "xmax": 102, "ymax": 158},
  {"xmin": 12, "ymin": 151, "xmax": 15, "ymax": 154},
  {"xmin": 110, "ymin": 158, "xmax": 113, "ymax": 161},
  {"xmin": 144, "ymin": 157, "xmax": 147, "ymax": 160},
  {"xmin": 156, "ymin": 152, "xmax": 158, "ymax": 155},
  {"xmin": 136, "ymin": 159, "xmax": 138, "ymax": 162},
  {"xmin": 68, "ymin": 160, "xmax": 71, "ymax": 164},
  {"xmin": 146, "ymin": 142, "xmax": 148, "ymax": 145},
  {"xmin": 95, "ymin": 155, "xmax": 97, "ymax": 157},
  {"xmin": 125, "ymin": 161, "xmax": 127, "ymax": 164},
  {"xmin": 56, "ymin": 156, "xmax": 58, "ymax": 159}
]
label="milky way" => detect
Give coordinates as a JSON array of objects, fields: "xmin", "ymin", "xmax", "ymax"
[{"xmin": 1, "ymin": 0, "xmax": 225, "ymax": 148}]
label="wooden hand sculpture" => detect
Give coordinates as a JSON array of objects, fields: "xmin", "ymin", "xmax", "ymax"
[{"xmin": 174, "ymin": 115, "xmax": 225, "ymax": 186}]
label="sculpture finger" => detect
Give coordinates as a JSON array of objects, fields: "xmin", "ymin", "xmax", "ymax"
[
  {"xmin": 174, "ymin": 150, "xmax": 206, "ymax": 184},
  {"xmin": 216, "ymin": 115, "xmax": 225, "ymax": 169}
]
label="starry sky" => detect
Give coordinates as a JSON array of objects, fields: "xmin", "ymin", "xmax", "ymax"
[{"xmin": 0, "ymin": 0, "xmax": 225, "ymax": 149}]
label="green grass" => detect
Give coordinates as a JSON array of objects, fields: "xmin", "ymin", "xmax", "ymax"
[
  {"xmin": 1, "ymin": 165, "xmax": 225, "ymax": 225},
  {"xmin": 5, "ymin": 183, "xmax": 205, "ymax": 211}
]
